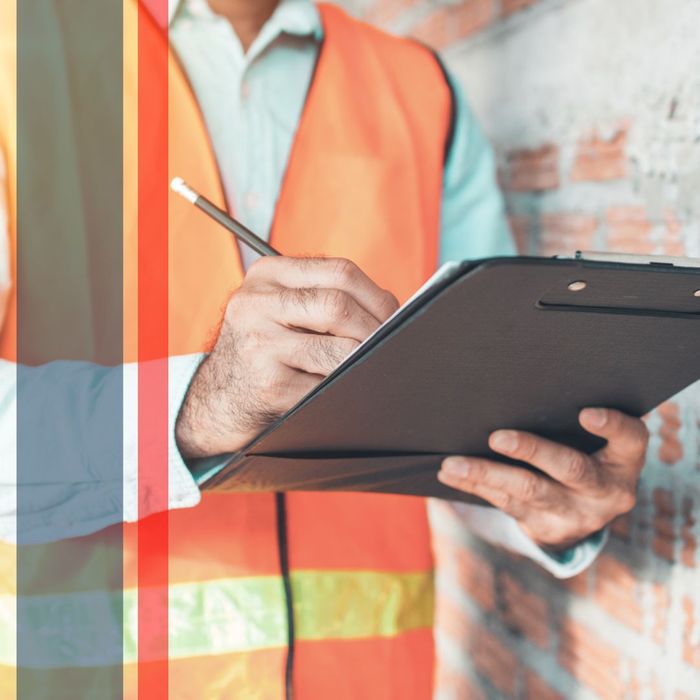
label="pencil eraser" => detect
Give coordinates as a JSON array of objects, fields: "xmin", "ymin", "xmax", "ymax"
[{"xmin": 170, "ymin": 177, "xmax": 198, "ymax": 203}]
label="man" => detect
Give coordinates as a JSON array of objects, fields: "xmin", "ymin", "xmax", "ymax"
[{"xmin": 0, "ymin": 0, "xmax": 648, "ymax": 698}]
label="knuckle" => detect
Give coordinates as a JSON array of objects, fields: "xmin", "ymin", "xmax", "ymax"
[
  {"xmin": 323, "ymin": 289, "xmax": 352, "ymax": 321},
  {"xmin": 280, "ymin": 286, "xmax": 316, "ymax": 314},
  {"xmin": 225, "ymin": 289, "xmax": 255, "ymax": 325},
  {"xmin": 277, "ymin": 286, "xmax": 294, "ymax": 312},
  {"xmin": 467, "ymin": 460, "xmax": 489, "ymax": 483},
  {"xmin": 331, "ymin": 258, "xmax": 358, "ymax": 286},
  {"xmin": 247, "ymin": 256, "xmax": 272, "ymax": 277},
  {"xmin": 297, "ymin": 287, "xmax": 318, "ymax": 313},
  {"xmin": 518, "ymin": 436, "xmax": 538, "ymax": 463},
  {"xmin": 378, "ymin": 290, "xmax": 400, "ymax": 319},
  {"xmin": 517, "ymin": 473, "xmax": 540, "ymax": 502},
  {"xmin": 382, "ymin": 289, "xmax": 400, "ymax": 312},
  {"xmin": 564, "ymin": 452, "xmax": 589, "ymax": 484},
  {"xmin": 224, "ymin": 292, "xmax": 243, "ymax": 319},
  {"xmin": 494, "ymin": 491, "xmax": 514, "ymax": 513}
]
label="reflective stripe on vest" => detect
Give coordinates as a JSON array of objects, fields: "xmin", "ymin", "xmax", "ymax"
[{"xmin": 0, "ymin": 569, "xmax": 433, "ymax": 666}]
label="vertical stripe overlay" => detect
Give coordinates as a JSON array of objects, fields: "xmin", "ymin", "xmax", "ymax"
[
  {"xmin": 137, "ymin": 2, "xmax": 170, "ymax": 698},
  {"xmin": 16, "ymin": 1, "xmax": 124, "ymax": 698}
]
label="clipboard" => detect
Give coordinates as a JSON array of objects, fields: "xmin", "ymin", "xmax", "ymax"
[{"xmin": 202, "ymin": 253, "xmax": 700, "ymax": 503}]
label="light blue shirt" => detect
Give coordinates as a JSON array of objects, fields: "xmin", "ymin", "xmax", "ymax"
[
  {"xmin": 0, "ymin": 0, "xmax": 603, "ymax": 577},
  {"xmin": 168, "ymin": 0, "xmax": 516, "ymax": 270}
]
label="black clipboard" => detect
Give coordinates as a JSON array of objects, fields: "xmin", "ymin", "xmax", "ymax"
[{"xmin": 202, "ymin": 254, "xmax": 700, "ymax": 503}]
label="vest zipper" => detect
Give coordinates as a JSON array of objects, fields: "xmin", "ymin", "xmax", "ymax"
[{"xmin": 276, "ymin": 492, "xmax": 295, "ymax": 700}]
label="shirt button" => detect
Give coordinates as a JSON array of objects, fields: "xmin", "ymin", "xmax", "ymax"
[
  {"xmin": 244, "ymin": 192, "xmax": 259, "ymax": 210},
  {"xmin": 241, "ymin": 81, "xmax": 251, "ymax": 101}
]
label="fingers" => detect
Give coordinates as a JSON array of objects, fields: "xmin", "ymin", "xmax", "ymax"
[
  {"xmin": 438, "ymin": 456, "xmax": 557, "ymax": 519},
  {"xmin": 488, "ymin": 429, "xmax": 595, "ymax": 490},
  {"xmin": 276, "ymin": 330, "xmax": 359, "ymax": 376},
  {"xmin": 580, "ymin": 408, "xmax": 649, "ymax": 465},
  {"xmin": 248, "ymin": 256, "xmax": 400, "ymax": 323},
  {"xmin": 269, "ymin": 287, "xmax": 382, "ymax": 342}
]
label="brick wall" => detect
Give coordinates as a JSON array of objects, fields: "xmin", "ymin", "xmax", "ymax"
[{"xmin": 336, "ymin": 0, "xmax": 700, "ymax": 697}]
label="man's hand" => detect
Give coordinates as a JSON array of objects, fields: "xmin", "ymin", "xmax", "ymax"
[
  {"xmin": 176, "ymin": 257, "xmax": 399, "ymax": 459},
  {"xmin": 438, "ymin": 408, "xmax": 649, "ymax": 549}
]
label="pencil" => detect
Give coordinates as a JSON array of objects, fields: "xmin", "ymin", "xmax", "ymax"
[{"xmin": 170, "ymin": 177, "xmax": 280, "ymax": 257}]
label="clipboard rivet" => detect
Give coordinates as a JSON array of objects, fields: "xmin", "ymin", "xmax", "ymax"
[
  {"xmin": 694, "ymin": 289, "xmax": 700, "ymax": 298},
  {"xmin": 568, "ymin": 280, "xmax": 587, "ymax": 292}
]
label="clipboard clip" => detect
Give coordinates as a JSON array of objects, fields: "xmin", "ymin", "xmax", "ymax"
[{"xmin": 561, "ymin": 250, "xmax": 700, "ymax": 269}]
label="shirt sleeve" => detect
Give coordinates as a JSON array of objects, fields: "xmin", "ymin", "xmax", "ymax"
[
  {"xmin": 0, "ymin": 354, "xmax": 205, "ymax": 544},
  {"xmin": 438, "ymin": 74, "xmax": 515, "ymax": 266},
  {"xmin": 437, "ymin": 71, "xmax": 606, "ymax": 578}
]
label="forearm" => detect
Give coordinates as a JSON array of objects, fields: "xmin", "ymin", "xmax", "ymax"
[{"xmin": 0, "ymin": 354, "xmax": 204, "ymax": 544}]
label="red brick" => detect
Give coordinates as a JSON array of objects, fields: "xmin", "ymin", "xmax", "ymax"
[
  {"xmin": 408, "ymin": 7, "xmax": 452, "ymax": 49},
  {"xmin": 499, "ymin": 571, "xmax": 551, "ymax": 648},
  {"xmin": 683, "ymin": 598, "xmax": 700, "ymax": 669},
  {"xmin": 605, "ymin": 206, "xmax": 654, "ymax": 253},
  {"xmin": 502, "ymin": 0, "xmax": 539, "ymax": 16},
  {"xmin": 364, "ymin": 0, "xmax": 420, "ymax": 25},
  {"xmin": 470, "ymin": 624, "xmax": 519, "ymax": 696},
  {"xmin": 439, "ymin": 540, "xmax": 496, "ymax": 611},
  {"xmin": 538, "ymin": 212, "xmax": 598, "ymax": 256},
  {"xmin": 593, "ymin": 554, "xmax": 644, "ymax": 632},
  {"xmin": 435, "ymin": 595, "xmax": 472, "ymax": 648},
  {"xmin": 652, "ymin": 488, "xmax": 677, "ymax": 562},
  {"xmin": 657, "ymin": 402, "xmax": 684, "ymax": 465},
  {"xmin": 558, "ymin": 620, "xmax": 624, "ymax": 700},
  {"xmin": 409, "ymin": 0, "xmax": 494, "ymax": 48},
  {"xmin": 507, "ymin": 144, "xmax": 560, "ymax": 191},
  {"xmin": 611, "ymin": 513, "xmax": 633, "ymax": 541},
  {"xmin": 435, "ymin": 662, "xmax": 488, "ymax": 700},
  {"xmin": 662, "ymin": 209, "xmax": 687, "ymax": 256},
  {"xmin": 435, "ymin": 598, "xmax": 515, "ymax": 699},
  {"xmin": 562, "ymin": 569, "xmax": 589, "ymax": 597},
  {"xmin": 682, "ymin": 496, "xmax": 697, "ymax": 568},
  {"xmin": 525, "ymin": 670, "xmax": 564, "ymax": 700},
  {"xmin": 571, "ymin": 127, "xmax": 628, "ymax": 182},
  {"xmin": 454, "ymin": 0, "xmax": 494, "ymax": 41}
]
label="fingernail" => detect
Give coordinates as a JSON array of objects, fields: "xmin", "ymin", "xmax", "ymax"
[
  {"xmin": 441, "ymin": 457, "xmax": 470, "ymax": 478},
  {"xmin": 583, "ymin": 408, "xmax": 607, "ymax": 429},
  {"xmin": 490, "ymin": 430, "xmax": 519, "ymax": 453}
]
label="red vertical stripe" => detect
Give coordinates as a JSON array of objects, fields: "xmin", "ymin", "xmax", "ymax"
[{"xmin": 137, "ymin": 2, "xmax": 169, "ymax": 698}]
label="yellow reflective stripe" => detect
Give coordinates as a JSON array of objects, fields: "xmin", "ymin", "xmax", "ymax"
[
  {"xmin": 0, "ymin": 569, "xmax": 434, "ymax": 667},
  {"xmin": 292, "ymin": 570, "xmax": 434, "ymax": 643}
]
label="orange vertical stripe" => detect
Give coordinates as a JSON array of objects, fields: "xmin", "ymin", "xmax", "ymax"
[{"xmin": 137, "ymin": 3, "xmax": 169, "ymax": 698}]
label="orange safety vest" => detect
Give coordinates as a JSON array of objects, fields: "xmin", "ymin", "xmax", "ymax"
[{"xmin": 0, "ymin": 2, "xmax": 453, "ymax": 698}]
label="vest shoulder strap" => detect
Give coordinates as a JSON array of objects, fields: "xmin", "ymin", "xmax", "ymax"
[{"xmin": 318, "ymin": 3, "xmax": 456, "ymax": 164}]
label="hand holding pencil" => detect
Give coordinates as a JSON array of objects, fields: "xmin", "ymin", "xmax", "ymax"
[{"xmin": 171, "ymin": 177, "xmax": 400, "ymax": 458}]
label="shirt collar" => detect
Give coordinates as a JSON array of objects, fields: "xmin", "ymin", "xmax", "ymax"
[{"xmin": 166, "ymin": 0, "xmax": 322, "ymax": 40}]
